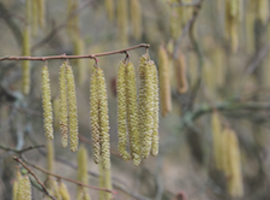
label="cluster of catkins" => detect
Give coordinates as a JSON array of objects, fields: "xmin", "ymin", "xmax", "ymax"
[
  {"xmin": 42, "ymin": 62, "xmax": 79, "ymax": 152},
  {"xmin": 211, "ymin": 112, "xmax": 244, "ymax": 198},
  {"xmin": 12, "ymin": 171, "xmax": 32, "ymax": 200},
  {"xmin": 116, "ymin": 54, "xmax": 159, "ymax": 165}
]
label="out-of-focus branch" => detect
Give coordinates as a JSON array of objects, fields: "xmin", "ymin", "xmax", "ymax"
[
  {"xmin": 0, "ymin": 144, "xmax": 44, "ymax": 154},
  {"xmin": 0, "ymin": 2, "xmax": 22, "ymax": 46},
  {"xmin": 13, "ymin": 157, "xmax": 56, "ymax": 200},
  {"xmin": 170, "ymin": 0, "xmax": 200, "ymax": 7}
]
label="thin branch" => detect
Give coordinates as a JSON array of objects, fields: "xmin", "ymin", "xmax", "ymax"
[
  {"xmin": 0, "ymin": 43, "xmax": 150, "ymax": 62},
  {"xmin": 13, "ymin": 157, "xmax": 56, "ymax": 200},
  {"xmin": 20, "ymin": 157, "xmax": 117, "ymax": 195},
  {"xmin": 0, "ymin": 144, "xmax": 44, "ymax": 154},
  {"xmin": 170, "ymin": 0, "xmax": 200, "ymax": 7}
]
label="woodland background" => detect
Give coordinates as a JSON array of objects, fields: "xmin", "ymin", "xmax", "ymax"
[{"xmin": 0, "ymin": 0, "xmax": 270, "ymax": 200}]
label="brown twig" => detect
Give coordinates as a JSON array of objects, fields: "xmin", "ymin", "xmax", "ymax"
[
  {"xmin": 13, "ymin": 157, "xmax": 56, "ymax": 200},
  {"xmin": 20, "ymin": 156, "xmax": 117, "ymax": 195},
  {"xmin": 0, "ymin": 43, "xmax": 150, "ymax": 62},
  {"xmin": 0, "ymin": 144, "xmax": 44, "ymax": 154}
]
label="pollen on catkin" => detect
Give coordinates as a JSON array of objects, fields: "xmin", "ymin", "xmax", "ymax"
[
  {"xmin": 53, "ymin": 97, "xmax": 60, "ymax": 129},
  {"xmin": 77, "ymin": 145, "xmax": 88, "ymax": 185},
  {"xmin": 59, "ymin": 63, "xmax": 69, "ymax": 148},
  {"xmin": 126, "ymin": 62, "xmax": 141, "ymax": 165},
  {"xmin": 141, "ymin": 61, "xmax": 155, "ymax": 159},
  {"xmin": 130, "ymin": 0, "xmax": 142, "ymax": 40},
  {"xmin": 59, "ymin": 182, "xmax": 70, "ymax": 200},
  {"xmin": 174, "ymin": 51, "xmax": 188, "ymax": 94},
  {"xmin": 150, "ymin": 62, "xmax": 159, "ymax": 157},
  {"xmin": 117, "ymin": 61, "xmax": 131, "ymax": 161},
  {"xmin": 22, "ymin": 26, "xmax": 31, "ymax": 95},
  {"xmin": 105, "ymin": 0, "xmax": 114, "ymax": 21},
  {"xmin": 66, "ymin": 64, "xmax": 79, "ymax": 152},
  {"xmin": 42, "ymin": 65, "xmax": 54, "ymax": 140},
  {"xmin": 90, "ymin": 67, "xmax": 100, "ymax": 164},
  {"xmin": 17, "ymin": 175, "xmax": 32, "ymax": 200},
  {"xmin": 211, "ymin": 111, "xmax": 222, "ymax": 170},
  {"xmin": 159, "ymin": 44, "xmax": 172, "ymax": 117},
  {"xmin": 47, "ymin": 139, "xmax": 54, "ymax": 173},
  {"xmin": 97, "ymin": 68, "xmax": 111, "ymax": 170},
  {"xmin": 117, "ymin": 0, "xmax": 128, "ymax": 47},
  {"xmin": 13, "ymin": 171, "xmax": 22, "ymax": 200}
]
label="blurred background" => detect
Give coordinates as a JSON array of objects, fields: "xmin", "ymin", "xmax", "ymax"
[{"xmin": 1, "ymin": 0, "xmax": 270, "ymax": 199}]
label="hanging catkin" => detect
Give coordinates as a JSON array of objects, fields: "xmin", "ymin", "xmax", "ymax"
[
  {"xmin": 225, "ymin": 129, "xmax": 244, "ymax": 198},
  {"xmin": 47, "ymin": 139, "xmax": 54, "ymax": 173},
  {"xmin": 99, "ymin": 162, "xmax": 112, "ymax": 200},
  {"xmin": 77, "ymin": 188, "xmax": 91, "ymax": 200},
  {"xmin": 141, "ymin": 61, "xmax": 155, "ymax": 159},
  {"xmin": 105, "ymin": 0, "xmax": 114, "ymax": 21},
  {"xmin": 170, "ymin": 0, "xmax": 183, "ymax": 39},
  {"xmin": 117, "ymin": 0, "xmax": 128, "ymax": 47},
  {"xmin": 211, "ymin": 111, "xmax": 222, "ymax": 170},
  {"xmin": 117, "ymin": 61, "xmax": 131, "ymax": 161},
  {"xmin": 257, "ymin": 0, "xmax": 269, "ymax": 25},
  {"xmin": 53, "ymin": 97, "xmax": 60, "ymax": 129},
  {"xmin": 130, "ymin": 0, "xmax": 142, "ymax": 40},
  {"xmin": 59, "ymin": 182, "xmax": 70, "ymax": 200},
  {"xmin": 159, "ymin": 44, "xmax": 172, "ymax": 117},
  {"xmin": 90, "ymin": 67, "xmax": 100, "ymax": 164},
  {"xmin": 77, "ymin": 145, "xmax": 89, "ymax": 185},
  {"xmin": 37, "ymin": 0, "xmax": 45, "ymax": 28},
  {"xmin": 42, "ymin": 65, "xmax": 54, "ymax": 140},
  {"xmin": 66, "ymin": 64, "xmax": 79, "ymax": 152},
  {"xmin": 13, "ymin": 171, "xmax": 21, "ymax": 200},
  {"xmin": 138, "ymin": 54, "xmax": 149, "ymax": 149},
  {"xmin": 98, "ymin": 163, "xmax": 105, "ymax": 200},
  {"xmin": 51, "ymin": 180, "xmax": 62, "ymax": 200},
  {"xmin": 126, "ymin": 62, "xmax": 141, "ymax": 165},
  {"xmin": 174, "ymin": 50, "xmax": 188, "ymax": 94},
  {"xmin": 97, "ymin": 68, "xmax": 111, "ymax": 170},
  {"xmin": 22, "ymin": 26, "xmax": 31, "ymax": 95},
  {"xmin": 151, "ymin": 62, "xmax": 159, "ymax": 157},
  {"xmin": 31, "ymin": 0, "xmax": 38, "ymax": 37},
  {"xmin": 17, "ymin": 175, "xmax": 32, "ymax": 200},
  {"xmin": 59, "ymin": 63, "xmax": 69, "ymax": 148},
  {"xmin": 74, "ymin": 38, "xmax": 87, "ymax": 86}
]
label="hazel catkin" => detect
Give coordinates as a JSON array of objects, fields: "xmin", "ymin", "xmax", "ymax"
[
  {"xmin": 47, "ymin": 139, "xmax": 54, "ymax": 173},
  {"xmin": 150, "ymin": 62, "xmax": 159, "ymax": 157},
  {"xmin": 97, "ymin": 68, "xmax": 111, "ymax": 170},
  {"xmin": 59, "ymin": 182, "xmax": 70, "ymax": 200},
  {"xmin": 37, "ymin": 0, "xmax": 46, "ymax": 28},
  {"xmin": 126, "ymin": 62, "xmax": 141, "ymax": 165},
  {"xmin": 22, "ymin": 26, "xmax": 31, "ymax": 95},
  {"xmin": 59, "ymin": 63, "xmax": 69, "ymax": 148},
  {"xmin": 77, "ymin": 145, "xmax": 89, "ymax": 185},
  {"xmin": 158, "ymin": 44, "xmax": 172, "ymax": 117},
  {"xmin": 117, "ymin": 0, "xmax": 128, "ymax": 47},
  {"xmin": 117, "ymin": 61, "xmax": 131, "ymax": 161},
  {"xmin": 66, "ymin": 64, "xmax": 79, "ymax": 152},
  {"xmin": 17, "ymin": 175, "xmax": 32, "ymax": 200},
  {"xmin": 42, "ymin": 65, "xmax": 54, "ymax": 140},
  {"xmin": 211, "ymin": 111, "xmax": 222, "ymax": 170},
  {"xmin": 105, "ymin": 0, "xmax": 114, "ymax": 21},
  {"xmin": 174, "ymin": 51, "xmax": 188, "ymax": 94},
  {"xmin": 90, "ymin": 67, "xmax": 100, "ymax": 164},
  {"xmin": 130, "ymin": 0, "xmax": 142, "ymax": 40}
]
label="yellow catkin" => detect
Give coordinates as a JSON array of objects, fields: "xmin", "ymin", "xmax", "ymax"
[
  {"xmin": 22, "ymin": 26, "xmax": 31, "ymax": 95},
  {"xmin": 150, "ymin": 62, "xmax": 159, "ymax": 157},
  {"xmin": 159, "ymin": 44, "xmax": 172, "ymax": 117},
  {"xmin": 67, "ymin": 0, "xmax": 79, "ymax": 40},
  {"xmin": 174, "ymin": 51, "xmax": 188, "ymax": 94},
  {"xmin": 90, "ymin": 67, "xmax": 100, "ymax": 164},
  {"xmin": 37, "ymin": 0, "xmax": 45, "ymax": 28},
  {"xmin": 141, "ymin": 61, "xmax": 155, "ymax": 159},
  {"xmin": 126, "ymin": 62, "xmax": 141, "ymax": 165},
  {"xmin": 17, "ymin": 175, "xmax": 31, "ymax": 200},
  {"xmin": 31, "ymin": 0, "xmax": 38, "ymax": 37},
  {"xmin": 77, "ymin": 145, "xmax": 88, "ymax": 185},
  {"xmin": 74, "ymin": 38, "xmax": 87, "ymax": 86},
  {"xmin": 99, "ymin": 162, "xmax": 112, "ymax": 200},
  {"xmin": 13, "ymin": 171, "xmax": 21, "ymax": 200},
  {"xmin": 117, "ymin": 61, "xmax": 131, "ymax": 161},
  {"xmin": 42, "ymin": 65, "xmax": 54, "ymax": 140},
  {"xmin": 77, "ymin": 188, "xmax": 91, "ymax": 200},
  {"xmin": 211, "ymin": 112, "xmax": 222, "ymax": 170},
  {"xmin": 66, "ymin": 64, "xmax": 79, "ymax": 152},
  {"xmin": 51, "ymin": 180, "xmax": 62, "ymax": 200},
  {"xmin": 59, "ymin": 182, "xmax": 70, "ymax": 200},
  {"xmin": 170, "ymin": 0, "xmax": 183, "ymax": 39},
  {"xmin": 59, "ymin": 63, "xmax": 69, "ymax": 148},
  {"xmin": 130, "ymin": 0, "xmax": 142, "ymax": 40},
  {"xmin": 224, "ymin": 129, "xmax": 244, "ymax": 198},
  {"xmin": 105, "ymin": 0, "xmax": 114, "ymax": 21},
  {"xmin": 26, "ymin": 0, "xmax": 31, "ymax": 25},
  {"xmin": 117, "ymin": 0, "xmax": 128, "ymax": 47},
  {"xmin": 97, "ymin": 68, "xmax": 111, "ymax": 170},
  {"xmin": 257, "ymin": 0, "xmax": 269, "ymax": 25},
  {"xmin": 138, "ymin": 54, "xmax": 149, "ymax": 152},
  {"xmin": 47, "ymin": 139, "xmax": 54, "ymax": 173},
  {"xmin": 53, "ymin": 97, "xmax": 60, "ymax": 129}
]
